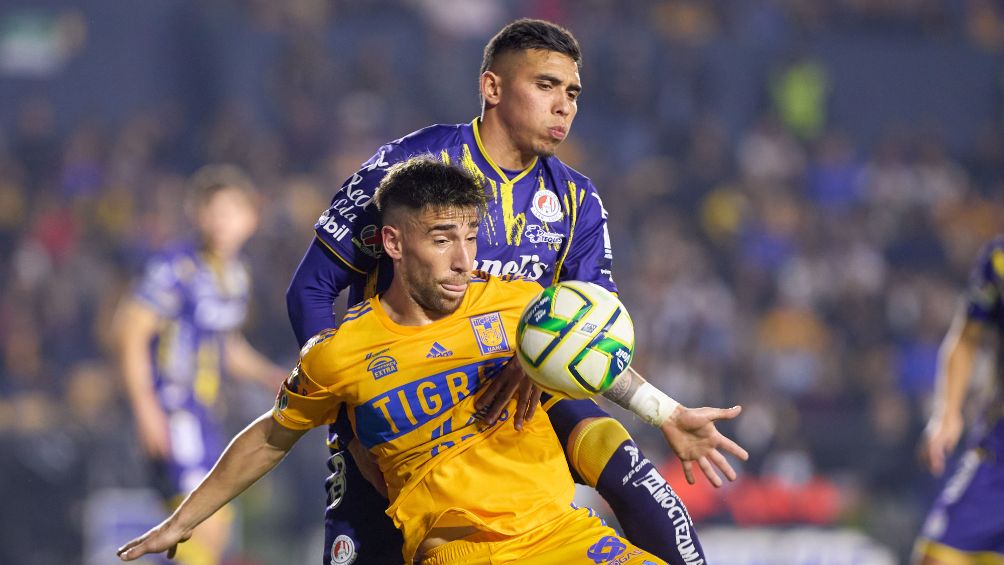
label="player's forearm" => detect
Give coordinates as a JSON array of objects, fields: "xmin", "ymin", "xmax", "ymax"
[
  {"xmin": 224, "ymin": 334, "xmax": 285, "ymax": 386},
  {"xmin": 602, "ymin": 366, "xmax": 680, "ymax": 426},
  {"xmin": 118, "ymin": 337, "xmax": 161, "ymax": 413},
  {"xmin": 932, "ymin": 320, "xmax": 982, "ymax": 421},
  {"xmin": 168, "ymin": 413, "xmax": 294, "ymax": 532}
]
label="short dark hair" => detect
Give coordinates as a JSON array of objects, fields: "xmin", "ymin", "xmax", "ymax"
[
  {"xmin": 480, "ymin": 18, "xmax": 581, "ymax": 76},
  {"xmin": 187, "ymin": 164, "xmax": 256, "ymax": 209},
  {"xmin": 374, "ymin": 157, "xmax": 486, "ymax": 223}
]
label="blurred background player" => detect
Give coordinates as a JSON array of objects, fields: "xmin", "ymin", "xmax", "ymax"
[
  {"xmin": 285, "ymin": 18, "xmax": 744, "ymax": 565},
  {"xmin": 116, "ymin": 157, "xmax": 736, "ymax": 564},
  {"xmin": 915, "ymin": 236, "xmax": 1004, "ymax": 565},
  {"xmin": 111, "ymin": 164, "xmax": 286, "ymax": 565}
]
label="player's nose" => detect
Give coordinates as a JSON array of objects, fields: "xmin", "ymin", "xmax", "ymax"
[{"xmin": 451, "ymin": 242, "xmax": 473, "ymax": 273}]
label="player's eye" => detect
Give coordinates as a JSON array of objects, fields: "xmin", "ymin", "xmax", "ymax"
[
  {"xmin": 434, "ymin": 238, "xmax": 449, "ymax": 245},
  {"xmin": 537, "ymin": 82, "xmax": 553, "ymax": 90}
]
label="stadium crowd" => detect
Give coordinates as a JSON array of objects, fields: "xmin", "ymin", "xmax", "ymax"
[{"xmin": 3, "ymin": 0, "xmax": 1004, "ymax": 562}]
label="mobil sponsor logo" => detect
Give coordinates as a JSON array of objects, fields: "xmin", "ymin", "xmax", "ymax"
[
  {"xmin": 632, "ymin": 468, "xmax": 703, "ymax": 565},
  {"xmin": 317, "ymin": 209, "xmax": 351, "ymax": 241},
  {"xmin": 354, "ymin": 358, "xmax": 506, "ymax": 448},
  {"xmin": 474, "ymin": 254, "xmax": 547, "ymax": 281}
]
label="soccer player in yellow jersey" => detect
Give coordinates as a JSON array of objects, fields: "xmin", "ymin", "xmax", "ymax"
[{"xmin": 118, "ymin": 158, "xmax": 737, "ymax": 564}]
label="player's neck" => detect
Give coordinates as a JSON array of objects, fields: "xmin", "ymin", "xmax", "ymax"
[
  {"xmin": 380, "ymin": 281, "xmax": 453, "ymax": 327},
  {"xmin": 477, "ymin": 115, "xmax": 535, "ymax": 171}
]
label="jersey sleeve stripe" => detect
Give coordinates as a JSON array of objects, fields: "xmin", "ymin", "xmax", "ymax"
[{"xmin": 314, "ymin": 236, "xmax": 367, "ymax": 275}]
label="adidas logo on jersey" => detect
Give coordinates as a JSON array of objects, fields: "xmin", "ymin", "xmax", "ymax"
[{"xmin": 426, "ymin": 342, "xmax": 453, "ymax": 358}]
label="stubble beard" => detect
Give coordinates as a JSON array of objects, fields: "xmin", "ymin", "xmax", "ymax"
[{"xmin": 408, "ymin": 271, "xmax": 463, "ymax": 316}]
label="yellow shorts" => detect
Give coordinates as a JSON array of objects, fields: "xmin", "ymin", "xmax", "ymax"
[{"xmin": 421, "ymin": 507, "xmax": 666, "ymax": 565}]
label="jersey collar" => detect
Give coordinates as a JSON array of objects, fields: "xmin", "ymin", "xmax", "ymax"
[
  {"xmin": 471, "ymin": 117, "xmax": 538, "ymax": 185},
  {"xmin": 371, "ymin": 282, "xmax": 475, "ymax": 335}
]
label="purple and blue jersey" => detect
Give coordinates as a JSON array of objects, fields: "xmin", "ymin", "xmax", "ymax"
[
  {"xmin": 288, "ymin": 118, "xmax": 616, "ymax": 346},
  {"xmin": 133, "ymin": 244, "xmax": 250, "ymax": 495},
  {"xmin": 917, "ymin": 236, "xmax": 1004, "ymax": 559}
]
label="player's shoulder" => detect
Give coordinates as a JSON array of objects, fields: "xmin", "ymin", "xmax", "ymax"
[
  {"xmin": 298, "ymin": 327, "xmax": 340, "ymax": 383},
  {"xmin": 470, "ymin": 270, "xmax": 543, "ymax": 302},
  {"xmin": 141, "ymin": 242, "xmax": 199, "ymax": 281},
  {"xmin": 541, "ymin": 155, "xmax": 596, "ymax": 190},
  {"xmin": 392, "ymin": 123, "xmax": 468, "ymax": 156}
]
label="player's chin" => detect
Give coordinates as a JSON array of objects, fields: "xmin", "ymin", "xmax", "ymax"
[
  {"xmin": 436, "ymin": 292, "xmax": 464, "ymax": 313},
  {"xmin": 533, "ymin": 141, "xmax": 559, "ymax": 158}
]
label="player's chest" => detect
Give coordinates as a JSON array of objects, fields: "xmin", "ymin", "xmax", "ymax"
[
  {"xmin": 180, "ymin": 267, "xmax": 248, "ymax": 331},
  {"xmin": 474, "ymin": 181, "xmax": 570, "ymax": 282}
]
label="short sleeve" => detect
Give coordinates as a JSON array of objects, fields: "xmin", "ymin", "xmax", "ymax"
[
  {"xmin": 272, "ymin": 363, "xmax": 342, "ymax": 431},
  {"xmin": 133, "ymin": 254, "xmax": 183, "ymax": 317}
]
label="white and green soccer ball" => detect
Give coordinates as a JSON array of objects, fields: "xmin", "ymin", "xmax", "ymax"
[{"xmin": 516, "ymin": 281, "xmax": 635, "ymax": 400}]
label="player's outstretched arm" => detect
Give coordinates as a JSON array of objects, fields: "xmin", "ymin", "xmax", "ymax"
[
  {"xmin": 117, "ymin": 412, "xmax": 305, "ymax": 561},
  {"xmin": 919, "ymin": 308, "xmax": 986, "ymax": 476},
  {"xmin": 602, "ymin": 366, "xmax": 748, "ymax": 487}
]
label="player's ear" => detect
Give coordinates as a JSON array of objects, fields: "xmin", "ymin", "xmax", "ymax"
[
  {"xmin": 480, "ymin": 71, "xmax": 502, "ymax": 107},
  {"xmin": 382, "ymin": 225, "xmax": 404, "ymax": 260}
]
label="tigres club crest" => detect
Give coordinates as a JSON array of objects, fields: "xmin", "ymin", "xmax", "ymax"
[{"xmin": 470, "ymin": 312, "xmax": 510, "ymax": 355}]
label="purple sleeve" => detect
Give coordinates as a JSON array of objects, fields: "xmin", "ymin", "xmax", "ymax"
[
  {"xmin": 313, "ymin": 144, "xmax": 403, "ymax": 273},
  {"xmin": 285, "ymin": 239, "xmax": 357, "ymax": 347},
  {"xmin": 964, "ymin": 237, "xmax": 1004, "ymax": 324},
  {"xmin": 289, "ymin": 143, "xmax": 408, "ymax": 347},
  {"xmin": 558, "ymin": 183, "xmax": 618, "ymax": 293},
  {"xmin": 133, "ymin": 254, "xmax": 181, "ymax": 317}
]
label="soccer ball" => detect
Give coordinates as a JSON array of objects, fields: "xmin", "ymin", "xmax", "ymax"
[{"xmin": 516, "ymin": 281, "xmax": 635, "ymax": 399}]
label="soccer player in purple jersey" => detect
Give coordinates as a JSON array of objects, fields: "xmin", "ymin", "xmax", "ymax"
[
  {"xmin": 112, "ymin": 165, "xmax": 286, "ymax": 565},
  {"xmin": 914, "ymin": 236, "xmax": 1004, "ymax": 565},
  {"xmin": 286, "ymin": 19, "xmax": 747, "ymax": 565}
]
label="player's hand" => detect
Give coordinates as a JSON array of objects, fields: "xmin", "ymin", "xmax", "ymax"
[
  {"xmin": 474, "ymin": 356, "xmax": 542, "ymax": 431},
  {"xmin": 135, "ymin": 400, "xmax": 172, "ymax": 460},
  {"xmin": 659, "ymin": 405, "xmax": 748, "ymax": 488},
  {"xmin": 919, "ymin": 412, "xmax": 964, "ymax": 476},
  {"xmin": 116, "ymin": 519, "xmax": 191, "ymax": 561}
]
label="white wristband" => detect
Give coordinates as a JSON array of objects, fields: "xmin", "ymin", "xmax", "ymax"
[{"xmin": 628, "ymin": 382, "xmax": 680, "ymax": 426}]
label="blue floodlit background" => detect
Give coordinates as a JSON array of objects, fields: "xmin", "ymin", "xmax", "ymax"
[{"xmin": 3, "ymin": 1, "xmax": 1003, "ymax": 564}]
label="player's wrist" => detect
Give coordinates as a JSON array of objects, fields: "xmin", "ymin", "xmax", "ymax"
[{"xmin": 628, "ymin": 382, "xmax": 680, "ymax": 427}]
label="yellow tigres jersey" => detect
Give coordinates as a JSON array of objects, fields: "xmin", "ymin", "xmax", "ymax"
[{"xmin": 272, "ymin": 272, "xmax": 576, "ymax": 562}]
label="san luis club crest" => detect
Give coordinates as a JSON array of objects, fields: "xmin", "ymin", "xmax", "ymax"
[
  {"xmin": 470, "ymin": 312, "xmax": 510, "ymax": 355},
  {"xmin": 530, "ymin": 189, "xmax": 563, "ymax": 223}
]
